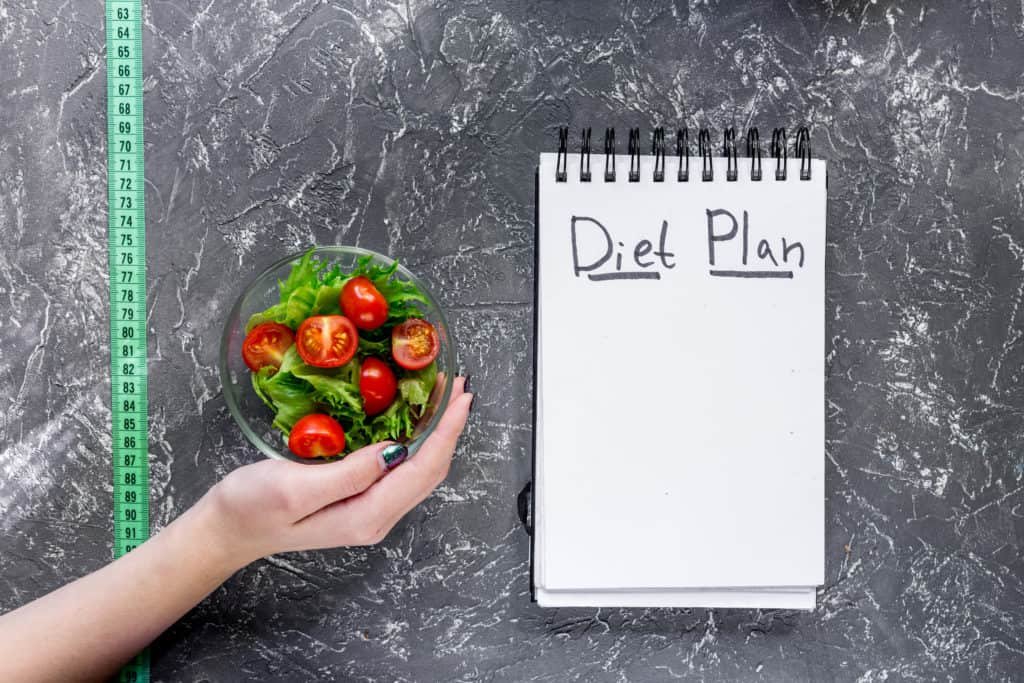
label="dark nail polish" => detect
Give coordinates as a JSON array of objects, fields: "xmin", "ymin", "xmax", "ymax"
[
  {"xmin": 464, "ymin": 373, "xmax": 472, "ymax": 393},
  {"xmin": 380, "ymin": 443, "xmax": 408, "ymax": 471},
  {"xmin": 470, "ymin": 393, "xmax": 477, "ymax": 412}
]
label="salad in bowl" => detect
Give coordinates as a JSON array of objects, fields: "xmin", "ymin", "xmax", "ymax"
[{"xmin": 220, "ymin": 247, "xmax": 453, "ymax": 462}]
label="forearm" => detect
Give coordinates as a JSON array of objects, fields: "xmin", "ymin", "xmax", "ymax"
[
  {"xmin": 0, "ymin": 388, "xmax": 471, "ymax": 682},
  {"xmin": 0, "ymin": 496, "xmax": 243, "ymax": 682}
]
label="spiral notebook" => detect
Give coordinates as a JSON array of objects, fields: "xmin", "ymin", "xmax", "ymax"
[{"xmin": 529, "ymin": 127, "xmax": 826, "ymax": 609}]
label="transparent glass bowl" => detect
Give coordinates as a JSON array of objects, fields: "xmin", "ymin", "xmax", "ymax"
[{"xmin": 219, "ymin": 246, "xmax": 455, "ymax": 464}]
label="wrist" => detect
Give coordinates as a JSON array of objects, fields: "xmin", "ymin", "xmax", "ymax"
[{"xmin": 177, "ymin": 493, "xmax": 254, "ymax": 576}]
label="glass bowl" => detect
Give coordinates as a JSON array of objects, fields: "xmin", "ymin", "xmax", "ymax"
[{"xmin": 219, "ymin": 246, "xmax": 455, "ymax": 464}]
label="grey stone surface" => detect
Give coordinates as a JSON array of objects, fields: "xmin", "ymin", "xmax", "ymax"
[{"xmin": 2, "ymin": 0, "xmax": 1024, "ymax": 680}]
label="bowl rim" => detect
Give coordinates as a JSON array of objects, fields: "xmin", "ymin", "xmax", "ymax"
[{"xmin": 219, "ymin": 245, "xmax": 456, "ymax": 464}]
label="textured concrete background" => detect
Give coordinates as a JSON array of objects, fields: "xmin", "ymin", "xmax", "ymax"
[{"xmin": 2, "ymin": 0, "xmax": 1024, "ymax": 680}]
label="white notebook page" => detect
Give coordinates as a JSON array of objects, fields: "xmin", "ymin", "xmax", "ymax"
[{"xmin": 536, "ymin": 152, "xmax": 826, "ymax": 592}]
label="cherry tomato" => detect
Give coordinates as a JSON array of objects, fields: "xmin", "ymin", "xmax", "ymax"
[
  {"xmin": 241, "ymin": 322, "xmax": 294, "ymax": 372},
  {"xmin": 391, "ymin": 318, "xmax": 440, "ymax": 370},
  {"xmin": 340, "ymin": 276, "xmax": 389, "ymax": 330},
  {"xmin": 359, "ymin": 357, "xmax": 397, "ymax": 416},
  {"xmin": 296, "ymin": 315, "xmax": 358, "ymax": 368},
  {"xmin": 288, "ymin": 413, "xmax": 346, "ymax": 458}
]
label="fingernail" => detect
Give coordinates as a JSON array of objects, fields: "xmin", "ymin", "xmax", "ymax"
[
  {"xmin": 379, "ymin": 443, "xmax": 408, "ymax": 471},
  {"xmin": 470, "ymin": 393, "xmax": 476, "ymax": 412},
  {"xmin": 464, "ymin": 373, "xmax": 472, "ymax": 393}
]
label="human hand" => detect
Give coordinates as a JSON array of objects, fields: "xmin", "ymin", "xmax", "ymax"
[{"xmin": 196, "ymin": 376, "xmax": 473, "ymax": 568}]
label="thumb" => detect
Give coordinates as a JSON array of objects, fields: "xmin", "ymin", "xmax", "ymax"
[{"xmin": 282, "ymin": 441, "xmax": 408, "ymax": 519}]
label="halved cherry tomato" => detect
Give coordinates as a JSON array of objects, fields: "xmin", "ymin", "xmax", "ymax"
[
  {"xmin": 241, "ymin": 322, "xmax": 294, "ymax": 372},
  {"xmin": 288, "ymin": 413, "xmax": 346, "ymax": 458},
  {"xmin": 391, "ymin": 318, "xmax": 440, "ymax": 370},
  {"xmin": 360, "ymin": 357, "xmax": 397, "ymax": 416},
  {"xmin": 296, "ymin": 315, "xmax": 358, "ymax": 368},
  {"xmin": 340, "ymin": 276, "xmax": 389, "ymax": 330}
]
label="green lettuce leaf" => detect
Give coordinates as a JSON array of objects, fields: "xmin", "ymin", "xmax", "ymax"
[
  {"xmin": 244, "ymin": 286, "xmax": 317, "ymax": 332},
  {"xmin": 251, "ymin": 366, "xmax": 277, "ymax": 409},
  {"xmin": 276, "ymin": 344, "xmax": 304, "ymax": 374},
  {"xmin": 282, "ymin": 286, "xmax": 317, "ymax": 328},
  {"xmin": 291, "ymin": 358, "xmax": 364, "ymax": 418},
  {"xmin": 310, "ymin": 283, "xmax": 343, "ymax": 315},
  {"xmin": 245, "ymin": 303, "xmax": 288, "ymax": 333},
  {"xmin": 398, "ymin": 362, "xmax": 437, "ymax": 407},
  {"xmin": 357, "ymin": 334, "xmax": 389, "ymax": 356},
  {"xmin": 255, "ymin": 367, "xmax": 316, "ymax": 434},
  {"xmin": 278, "ymin": 250, "xmax": 323, "ymax": 301},
  {"xmin": 368, "ymin": 397, "xmax": 416, "ymax": 443}
]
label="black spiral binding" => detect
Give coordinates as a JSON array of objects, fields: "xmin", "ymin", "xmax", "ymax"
[
  {"xmin": 604, "ymin": 128, "xmax": 616, "ymax": 182},
  {"xmin": 677, "ymin": 128, "xmax": 690, "ymax": 182},
  {"xmin": 748, "ymin": 128, "xmax": 762, "ymax": 181},
  {"xmin": 796, "ymin": 126, "xmax": 811, "ymax": 180},
  {"xmin": 628, "ymin": 128, "xmax": 641, "ymax": 182},
  {"xmin": 771, "ymin": 128, "xmax": 787, "ymax": 181},
  {"xmin": 698, "ymin": 129, "xmax": 713, "ymax": 181},
  {"xmin": 555, "ymin": 127, "xmax": 808, "ymax": 182},
  {"xmin": 652, "ymin": 127, "xmax": 665, "ymax": 182},
  {"xmin": 724, "ymin": 127, "xmax": 738, "ymax": 182},
  {"xmin": 555, "ymin": 126, "xmax": 568, "ymax": 182},
  {"xmin": 580, "ymin": 127, "xmax": 592, "ymax": 182}
]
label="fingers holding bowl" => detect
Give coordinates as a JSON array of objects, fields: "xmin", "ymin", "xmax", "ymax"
[
  {"xmin": 356, "ymin": 388, "xmax": 473, "ymax": 533},
  {"xmin": 283, "ymin": 440, "xmax": 400, "ymax": 520},
  {"xmin": 287, "ymin": 380, "xmax": 473, "ymax": 549}
]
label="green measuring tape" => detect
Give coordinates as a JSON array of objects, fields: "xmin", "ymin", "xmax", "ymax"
[{"xmin": 106, "ymin": 1, "xmax": 150, "ymax": 681}]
